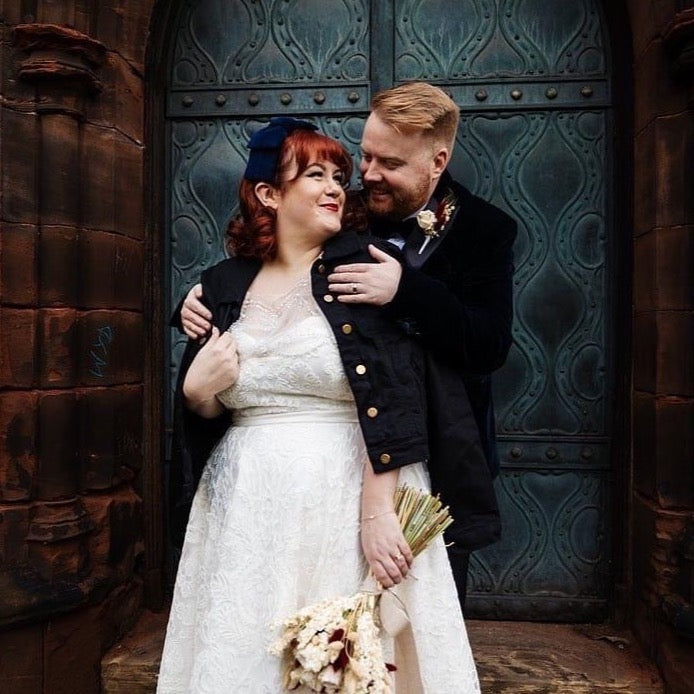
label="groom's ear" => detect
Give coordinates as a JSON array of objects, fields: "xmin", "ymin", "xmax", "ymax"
[
  {"xmin": 254, "ymin": 181, "xmax": 279, "ymax": 210},
  {"xmin": 431, "ymin": 146, "xmax": 449, "ymax": 179}
]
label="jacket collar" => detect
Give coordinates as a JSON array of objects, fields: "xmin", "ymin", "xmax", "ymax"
[
  {"xmin": 321, "ymin": 230, "xmax": 366, "ymax": 262},
  {"xmin": 209, "ymin": 256, "xmax": 262, "ymax": 305},
  {"xmin": 210, "ymin": 231, "xmax": 367, "ymax": 305}
]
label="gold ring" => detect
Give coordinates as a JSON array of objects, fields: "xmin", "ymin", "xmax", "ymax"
[
  {"xmin": 394, "ymin": 553, "xmax": 404, "ymax": 562},
  {"xmin": 351, "ymin": 283, "xmax": 358, "ymax": 294}
]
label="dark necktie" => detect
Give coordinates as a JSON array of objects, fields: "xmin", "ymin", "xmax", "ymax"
[{"xmin": 370, "ymin": 216, "xmax": 419, "ymax": 240}]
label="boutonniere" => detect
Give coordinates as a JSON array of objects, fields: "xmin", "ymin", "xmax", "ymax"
[{"xmin": 415, "ymin": 192, "xmax": 456, "ymax": 254}]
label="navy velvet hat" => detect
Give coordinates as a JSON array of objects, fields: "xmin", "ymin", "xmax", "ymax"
[{"xmin": 244, "ymin": 117, "xmax": 318, "ymax": 182}]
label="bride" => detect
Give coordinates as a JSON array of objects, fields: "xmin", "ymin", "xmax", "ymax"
[{"xmin": 157, "ymin": 117, "xmax": 480, "ymax": 693}]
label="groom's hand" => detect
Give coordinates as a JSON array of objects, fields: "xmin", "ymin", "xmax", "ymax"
[
  {"xmin": 182, "ymin": 283, "xmax": 213, "ymax": 339},
  {"xmin": 328, "ymin": 244, "xmax": 402, "ymax": 306}
]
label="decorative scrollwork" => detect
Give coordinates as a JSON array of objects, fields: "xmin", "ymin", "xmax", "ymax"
[
  {"xmin": 394, "ymin": 0, "xmax": 606, "ymax": 80},
  {"xmin": 471, "ymin": 470, "xmax": 606, "ymax": 600},
  {"xmin": 172, "ymin": 0, "xmax": 369, "ymax": 86},
  {"xmin": 452, "ymin": 110, "xmax": 609, "ymax": 436}
]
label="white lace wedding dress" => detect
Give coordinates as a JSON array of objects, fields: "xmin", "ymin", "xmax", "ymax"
[{"xmin": 157, "ymin": 277, "xmax": 480, "ymax": 693}]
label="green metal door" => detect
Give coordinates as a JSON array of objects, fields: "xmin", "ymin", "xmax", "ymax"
[{"xmin": 165, "ymin": 0, "xmax": 613, "ymax": 621}]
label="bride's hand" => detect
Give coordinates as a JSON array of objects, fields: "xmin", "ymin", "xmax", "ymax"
[
  {"xmin": 183, "ymin": 327, "xmax": 239, "ymax": 417},
  {"xmin": 360, "ymin": 511, "xmax": 413, "ymax": 588}
]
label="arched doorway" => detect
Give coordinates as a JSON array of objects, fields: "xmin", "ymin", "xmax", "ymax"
[{"xmin": 158, "ymin": 0, "xmax": 617, "ymax": 621}]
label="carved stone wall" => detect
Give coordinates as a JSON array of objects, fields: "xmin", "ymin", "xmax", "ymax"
[
  {"xmin": 627, "ymin": 0, "xmax": 694, "ymax": 691},
  {"xmin": 0, "ymin": 2, "xmax": 155, "ymax": 692}
]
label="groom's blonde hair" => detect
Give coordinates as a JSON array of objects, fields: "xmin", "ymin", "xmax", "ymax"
[{"xmin": 370, "ymin": 82, "xmax": 460, "ymax": 152}]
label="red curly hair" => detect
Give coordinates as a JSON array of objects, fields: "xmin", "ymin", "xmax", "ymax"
[{"xmin": 226, "ymin": 129, "xmax": 367, "ymax": 259}]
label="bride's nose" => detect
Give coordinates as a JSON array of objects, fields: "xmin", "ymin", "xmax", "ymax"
[{"xmin": 325, "ymin": 177, "xmax": 342, "ymax": 196}]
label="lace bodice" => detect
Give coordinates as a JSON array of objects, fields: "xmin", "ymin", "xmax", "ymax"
[{"xmin": 215, "ymin": 277, "xmax": 355, "ymax": 417}]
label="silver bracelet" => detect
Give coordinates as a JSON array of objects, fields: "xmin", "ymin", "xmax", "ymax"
[{"xmin": 361, "ymin": 510, "xmax": 396, "ymax": 522}]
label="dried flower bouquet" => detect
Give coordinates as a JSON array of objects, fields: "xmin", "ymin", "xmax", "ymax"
[{"xmin": 270, "ymin": 486, "xmax": 453, "ymax": 692}]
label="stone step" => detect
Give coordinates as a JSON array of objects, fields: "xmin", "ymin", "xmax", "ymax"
[
  {"xmin": 101, "ymin": 610, "xmax": 663, "ymax": 693},
  {"xmin": 469, "ymin": 620, "xmax": 663, "ymax": 693}
]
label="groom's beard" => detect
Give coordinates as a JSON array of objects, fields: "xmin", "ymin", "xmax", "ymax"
[{"xmin": 363, "ymin": 180, "xmax": 429, "ymax": 222}]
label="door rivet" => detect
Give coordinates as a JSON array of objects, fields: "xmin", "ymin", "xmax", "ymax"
[
  {"xmin": 581, "ymin": 86, "xmax": 594, "ymax": 98},
  {"xmin": 475, "ymin": 89, "xmax": 488, "ymax": 101},
  {"xmin": 545, "ymin": 447, "xmax": 558, "ymax": 459},
  {"xmin": 280, "ymin": 93, "xmax": 292, "ymax": 105},
  {"xmin": 215, "ymin": 94, "xmax": 226, "ymax": 106},
  {"xmin": 347, "ymin": 91, "xmax": 360, "ymax": 103},
  {"xmin": 313, "ymin": 91, "xmax": 326, "ymax": 104},
  {"xmin": 248, "ymin": 93, "xmax": 260, "ymax": 106},
  {"xmin": 511, "ymin": 89, "xmax": 523, "ymax": 100},
  {"xmin": 545, "ymin": 87, "xmax": 558, "ymax": 99}
]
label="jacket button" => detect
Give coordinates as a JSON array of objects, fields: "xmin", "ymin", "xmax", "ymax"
[
  {"xmin": 379, "ymin": 453, "xmax": 391, "ymax": 464},
  {"xmin": 317, "ymin": 263, "xmax": 326, "ymax": 274},
  {"xmin": 355, "ymin": 364, "xmax": 366, "ymax": 375},
  {"xmin": 341, "ymin": 323, "xmax": 353, "ymax": 334},
  {"xmin": 323, "ymin": 294, "xmax": 334, "ymax": 303},
  {"xmin": 366, "ymin": 406, "xmax": 378, "ymax": 418}
]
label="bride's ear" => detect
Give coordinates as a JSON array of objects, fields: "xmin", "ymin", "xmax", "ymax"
[{"xmin": 254, "ymin": 182, "xmax": 279, "ymax": 210}]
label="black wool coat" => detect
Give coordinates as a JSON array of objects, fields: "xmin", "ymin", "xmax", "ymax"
[{"xmin": 371, "ymin": 171, "xmax": 518, "ymax": 480}]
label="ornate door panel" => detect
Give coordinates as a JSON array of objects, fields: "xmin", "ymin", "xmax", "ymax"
[{"xmin": 165, "ymin": 0, "xmax": 613, "ymax": 621}]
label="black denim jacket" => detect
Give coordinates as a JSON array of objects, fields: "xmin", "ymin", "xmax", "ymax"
[
  {"xmin": 169, "ymin": 232, "xmax": 429, "ymax": 542},
  {"xmin": 170, "ymin": 230, "xmax": 500, "ymax": 552}
]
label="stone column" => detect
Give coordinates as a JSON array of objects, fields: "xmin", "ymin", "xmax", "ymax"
[
  {"xmin": 630, "ymin": 1, "xmax": 694, "ymax": 690},
  {"xmin": 0, "ymin": 6, "xmax": 150, "ymax": 691}
]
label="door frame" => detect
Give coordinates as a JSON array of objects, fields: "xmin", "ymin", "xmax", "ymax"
[{"xmin": 599, "ymin": 0, "xmax": 634, "ymax": 620}]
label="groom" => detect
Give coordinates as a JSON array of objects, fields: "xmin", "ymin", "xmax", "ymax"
[{"xmin": 179, "ymin": 82, "xmax": 517, "ymax": 609}]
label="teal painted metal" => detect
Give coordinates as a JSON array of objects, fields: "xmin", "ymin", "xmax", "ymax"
[{"xmin": 165, "ymin": 0, "xmax": 613, "ymax": 621}]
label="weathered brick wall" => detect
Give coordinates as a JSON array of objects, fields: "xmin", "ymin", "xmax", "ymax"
[
  {"xmin": 0, "ymin": 2, "xmax": 154, "ymax": 692},
  {"xmin": 628, "ymin": 0, "xmax": 694, "ymax": 689}
]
